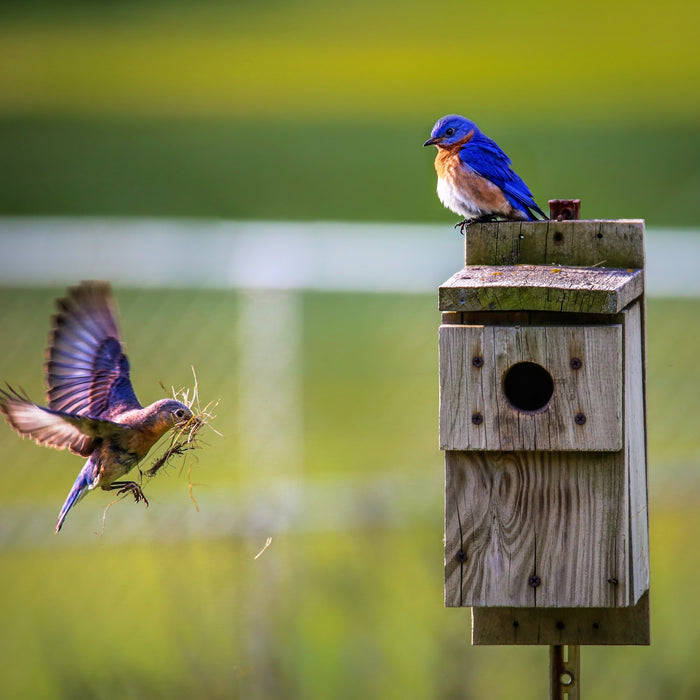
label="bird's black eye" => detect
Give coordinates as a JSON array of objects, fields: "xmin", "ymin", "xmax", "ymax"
[
  {"xmin": 175, "ymin": 409, "xmax": 185, "ymax": 419},
  {"xmin": 445, "ymin": 128, "xmax": 455, "ymax": 136}
]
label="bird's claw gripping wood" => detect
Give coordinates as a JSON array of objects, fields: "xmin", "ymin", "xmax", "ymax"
[{"xmin": 454, "ymin": 215, "xmax": 497, "ymax": 235}]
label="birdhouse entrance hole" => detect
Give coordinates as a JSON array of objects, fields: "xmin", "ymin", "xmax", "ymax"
[{"xmin": 503, "ymin": 361, "xmax": 554, "ymax": 412}]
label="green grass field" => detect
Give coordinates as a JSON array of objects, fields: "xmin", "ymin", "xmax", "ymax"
[
  {"xmin": 1, "ymin": 117, "xmax": 699, "ymax": 227},
  {"xmin": 0, "ymin": 289, "xmax": 699, "ymax": 699},
  {"xmin": 1, "ymin": 0, "xmax": 700, "ymax": 227}
]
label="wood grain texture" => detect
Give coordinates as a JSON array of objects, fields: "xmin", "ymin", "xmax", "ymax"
[
  {"xmin": 471, "ymin": 592, "xmax": 650, "ymax": 645},
  {"xmin": 439, "ymin": 324, "xmax": 623, "ymax": 451},
  {"xmin": 445, "ymin": 450, "xmax": 630, "ymax": 608},
  {"xmin": 464, "ymin": 220, "xmax": 645, "ymax": 269},
  {"xmin": 439, "ymin": 265, "xmax": 643, "ymax": 314},
  {"xmin": 624, "ymin": 301, "xmax": 650, "ymax": 602}
]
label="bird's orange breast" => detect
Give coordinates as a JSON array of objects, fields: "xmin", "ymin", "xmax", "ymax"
[{"xmin": 433, "ymin": 130, "xmax": 475, "ymax": 179}]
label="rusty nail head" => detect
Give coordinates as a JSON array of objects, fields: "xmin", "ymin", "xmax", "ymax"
[
  {"xmin": 548, "ymin": 199, "xmax": 581, "ymax": 221},
  {"xmin": 455, "ymin": 550, "xmax": 467, "ymax": 563},
  {"xmin": 570, "ymin": 357, "xmax": 582, "ymax": 370},
  {"xmin": 528, "ymin": 575, "xmax": 541, "ymax": 588},
  {"xmin": 471, "ymin": 412, "xmax": 483, "ymax": 425},
  {"xmin": 472, "ymin": 356, "xmax": 484, "ymax": 368},
  {"xmin": 574, "ymin": 413, "xmax": 587, "ymax": 425}
]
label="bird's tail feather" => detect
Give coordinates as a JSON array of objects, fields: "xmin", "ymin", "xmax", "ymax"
[
  {"xmin": 55, "ymin": 461, "xmax": 94, "ymax": 533},
  {"xmin": 531, "ymin": 203, "xmax": 548, "ymax": 220}
]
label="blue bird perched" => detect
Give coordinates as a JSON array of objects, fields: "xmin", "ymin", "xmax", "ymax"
[
  {"xmin": 0, "ymin": 281, "xmax": 196, "ymax": 532},
  {"xmin": 424, "ymin": 114, "xmax": 547, "ymax": 230}
]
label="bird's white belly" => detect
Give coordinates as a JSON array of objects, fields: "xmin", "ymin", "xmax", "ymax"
[{"xmin": 436, "ymin": 176, "xmax": 483, "ymax": 218}]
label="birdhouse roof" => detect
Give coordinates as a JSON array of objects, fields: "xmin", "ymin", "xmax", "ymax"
[
  {"xmin": 439, "ymin": 219, "xmax": 645, "ymax": 314},
  {"xmin": 439, "ymin": 264, "xmax": 643, "ymax": 314}
]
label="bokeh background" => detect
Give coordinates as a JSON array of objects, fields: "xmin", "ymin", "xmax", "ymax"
[{"xmin": 1, "ymin": 1, "xmax": 699, "ymax": 698}]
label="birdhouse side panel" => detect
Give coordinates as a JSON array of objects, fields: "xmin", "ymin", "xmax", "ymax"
[{"xmin": 624, "ymin": 300, "xmax": 649, "ymax": 603}]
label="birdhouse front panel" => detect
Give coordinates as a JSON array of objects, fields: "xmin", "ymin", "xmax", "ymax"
[
  {"xmin": 442, "ymin": 302, "xmax": 647, "ymax": 611},
  {"xmin": 439, "ymin": 324, "xmax": 623, "ymax": 452}
]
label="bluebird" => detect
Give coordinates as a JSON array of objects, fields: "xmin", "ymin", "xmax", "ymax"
[
  {"xmin": 424, "ymin": 115, "xmax": 547, "ymax": 230},
  {"xmin": 0, "ymin": 281, "xmax": 195, "ymax": 532}
]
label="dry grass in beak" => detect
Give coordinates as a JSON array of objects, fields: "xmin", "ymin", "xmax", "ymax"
[{"xmin": 146, "ymin": 368, "xmax": 220, "ymax": 489}]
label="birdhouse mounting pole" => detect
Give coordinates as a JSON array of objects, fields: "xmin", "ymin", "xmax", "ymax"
[{"xmin": 548, "ymin": 199, "xmax": 581, "ymax": 700}]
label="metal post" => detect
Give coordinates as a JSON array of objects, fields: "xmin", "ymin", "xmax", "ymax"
[{"xmin": 550, "ymin": 645, "xmax": 580, "ymax": 699}]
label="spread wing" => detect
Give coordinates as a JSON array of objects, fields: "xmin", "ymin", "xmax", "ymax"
[
  {"xmin": 46, "ymin": 281, "xmax": 142, "ymax": 419},
  {"xmin": 0, "ymin": 386, "xmax": 132, "ymax": 456},
  {"xmin": 460, "ymin": 135, "xmax": 546, "ymax": 219}
]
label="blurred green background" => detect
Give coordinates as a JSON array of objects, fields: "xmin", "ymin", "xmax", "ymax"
[{"xmin": 1, "ymin": 1, "xmax": 700, "ymax": 699}]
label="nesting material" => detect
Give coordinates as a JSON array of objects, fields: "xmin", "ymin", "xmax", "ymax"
[{"xmin": 146, "ymin": 368, "xmax": 220, "ymax": 485}]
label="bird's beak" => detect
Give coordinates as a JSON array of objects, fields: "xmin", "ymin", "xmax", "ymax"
[{"xmin": 423, "ymin": 136, "xmax": 441, "ymax": 147}]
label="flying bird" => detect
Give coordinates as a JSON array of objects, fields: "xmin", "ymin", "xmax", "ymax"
[
  {"xmin": 424, "ymin": 114, "xmax": 547, "ymax": 230},
  {"xmin": 0, "ymin": 281, "xmax": 194, "ymax": 532}
]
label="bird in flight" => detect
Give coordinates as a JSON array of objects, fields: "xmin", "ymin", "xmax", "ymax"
[
  {"xmin": 424, "ymin": 114, "xmax": 546, "ymax": 231},
  {"xmin": 0, "ymin": 281, "xmax": 195, "ymax": 532}
]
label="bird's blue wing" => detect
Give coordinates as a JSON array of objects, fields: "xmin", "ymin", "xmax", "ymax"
[
  {"xmin": 0, "ymin": 385, "xmax": 134, "ymax": 456},
  {"xmin": 460, "ymin": 135, "xmax": 545, "ymax": 219},
  {"xmin": 46, "ymin": 282, "xmax": 142, "ymax": 418}
]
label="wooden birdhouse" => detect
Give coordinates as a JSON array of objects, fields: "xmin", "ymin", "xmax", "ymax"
[{"xmin": 439, "ymin": 219, "xmax": 650, "ymax": 646}]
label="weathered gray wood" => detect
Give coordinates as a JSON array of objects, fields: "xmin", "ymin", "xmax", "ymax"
[
  {"xmin": 441, "ymin": 218, "xmax": 650, "ymax": 646},
  {"xmin": 445, "ymin": 450, "xmax": 630, "ymax": 608},
  {"xmin": 439, "ymin": 324, "xmax": 623, "ymax": 451},
  {"xmin": 465, "ymin": 220, "xmax": 645, "ymax": 269},
  {"xmin": 471, "ymin": 592, "xmax": 650, "ymax": 645},
  {"xmin": 624, "ymin": 301, "xmax": 649, "ymax": 602},
  {"xmin": 439, "ymin": 265, "xmax": 643, "ymax": 314}
]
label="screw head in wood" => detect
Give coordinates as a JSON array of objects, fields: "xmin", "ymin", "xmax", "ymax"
[
  {"xmin": 574, "ymin": 412, "xmax": 587, "ymax": 425},
  {"xmin": 455, "ymin": 550, "xmax": 467, "ymax": 563},
  {"xmin": 570, "ymin": 357, "xmax": 582, "ymax": 370},
  {"xmin": 471, "ymin": 412, "xmax": 483, "ymax": 425},
  {"xmin": 608, "ymin": 577, "xmax": 619, "ymax": 585},
  {"xmin": 472, "ymin": 356, "xmax": 484, "ymax": 368},
  {"xmin": 528, "ymin": 575, "xmax": 541, "ymax": 588}
]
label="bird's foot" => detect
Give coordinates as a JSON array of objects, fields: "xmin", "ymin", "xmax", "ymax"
[
  {"xmin": 454, "ymin": 215, "xmax": 497, "ymax": 235},
  {"xmin": 108, "ymin": 480, "xmax": 149, "ymax": 508}
]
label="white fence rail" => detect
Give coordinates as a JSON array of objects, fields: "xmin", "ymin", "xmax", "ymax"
[{"xmin": 0, "ymin": 217, "xmax": 698, "ymax": 295}]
